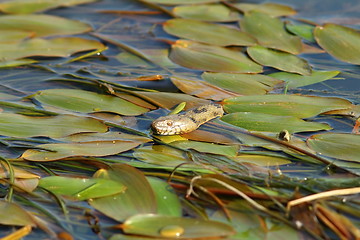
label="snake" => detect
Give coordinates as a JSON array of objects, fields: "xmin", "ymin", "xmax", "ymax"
[{"xmin": 151, "ymin": 104, "xmax": 224, "ymax": 135}]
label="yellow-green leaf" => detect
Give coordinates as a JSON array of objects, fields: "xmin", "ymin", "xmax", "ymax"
[
  {"xmin": 0, "ymin": 201, "xmax": 36, "ymax": 226},
  {"xmin": 233, "ymin": 2, "xmax": 296, "ymax": 17}
]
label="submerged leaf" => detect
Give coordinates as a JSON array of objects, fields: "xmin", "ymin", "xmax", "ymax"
[
  {"xmin": 247, "ymin": 46, "xmax": 312, "ymax": 75},
  {"xmin": 223, "ymin": 94, "xmax": 352, "ymax": 118},
  {"xmin": 122, "ymin": 214, "xmax": 235, "ymax": 238},
  {"xmin": 89, "ymin": 164, "xmax": 157, "ymax": 221},
  {"xmin": 0, "ymin": 0, "xmax": 98, "ymax": 14},
  {"xmin": 221, "ymin": 112, "xmax": 331, "ymax": 133},
  {"xmin": 240, "ymin": 11, "xmax": 302, "ymax": 54},
  {"xmin": 0, "ymin": 14, "xmax": 91, "ymax": 37},
  {"xmin": 233, "ymin": 2, "xmax": 296, "ymax": 17},
  {"xmin": 173, "ymin": 3, "xmax": 241, "ymax": 22},
  {"xmin": 33, "ymin": 89, "xmax": 148, "ymax": 116},
  {"xmin": 0, "ymin": 113, "xmax": 107, "ymax": 138},
  {"xmin": 39, "ymin": 176, "xmax": 126, "ymax": 200},
  {"xmin": 163, "ymin": 19, "xmax": 256, "ymax": 46},
  {"xmin": 307, "ymin": 133, "xmax": 360, "ymax": 162},
  {"xmin": 22, "ymin": 140, "xmax": 142, "ymax": 161},
  {"xmin": 0, "ymin": 37, "xmax": 105, "ymax": 62},
  {"xmin": 171, "ymin": 76, "xmax": 238, "ymax": 101},
  {"xmin": 269, "ymin": 70, "xmax": 340, "ymax": 88},
  {"xmin": 202, "ymin": 72, "xmax": 282, "ymax": 95},
  {"xmin": 314, "ymin": 23, "xmax": 360, "ymax": 65},
  {"xmin": 169, "ymin": 40, "xmax": 262, "ymax": 73}
]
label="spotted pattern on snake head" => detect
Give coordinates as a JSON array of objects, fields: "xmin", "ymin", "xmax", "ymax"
[{"xmin": 151, "ymin": 104, "xmax": 224, "ymax": 135}]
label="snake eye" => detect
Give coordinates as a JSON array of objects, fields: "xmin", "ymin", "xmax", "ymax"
[{"xmin": 166, "ymin": 121, "xmax": 173, "ymax": 126}]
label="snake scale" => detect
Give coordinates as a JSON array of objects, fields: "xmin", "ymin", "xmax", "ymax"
[{"xmin": 151, "ymin": 104, "xmax": 224, "ymax": 135}]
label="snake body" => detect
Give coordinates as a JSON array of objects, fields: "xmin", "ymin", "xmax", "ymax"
[{"xmin": 152, "ymin": 104, "xmax": 224, "ymax": 135}]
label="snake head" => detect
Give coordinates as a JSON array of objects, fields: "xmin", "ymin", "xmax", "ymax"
[{"xmin": 151, "ymin": 115, "xmax": 188, "ymax": 135}]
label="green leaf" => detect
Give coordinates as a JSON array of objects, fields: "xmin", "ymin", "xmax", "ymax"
[
  {"xmin": 233, "ymin": 2, "xmax": 296, "ymax": 17},
  {"xmin": 89, "ymin": 164, "xmax": 157, "ymax": 221},
  {"xmin": 286, "ymin": 23, "xmax": 316, "ymax": 42},
  {"xmin": 221, "ymin": 112, "xmax": 331, "ymax": 133},
  {"xmin": 240, "ymin": 11, "xmax": 302, "ymax": 54},
  {"xmin": 33, "ymin": 89, "xmax": 148, "ymax": 116},
  {"xmin": 39, "ymin": 176, "xmax": 126, "ymax": 200},
  {"xmin": 0, "ymin": 14, "xmax": 91, "ymax": 37},
  {"xmin": 170, "ymin": 140, "xmax": 239, "ymax": 157},
  {"xmin": 163, "ymin": 19, "xmax": 256, "ymax": 47},
  {"xmin": 269, "ymin": 70, "xmax": 340, "ymax": 88},
  {"xmin": 0, "ymin": 0, "xmax": 98, "ymax": 14},
  {"xmin": 122, "ymin": 214, "xmax": 235, "ymax": 238},
  {"xmin": 307, "ymin": 133, "xmax": 360, "ymax": 162},
  {"xmin": 232, "ymin": 154, "xmax": 291, "ymax": 166},
  {"xmin": 0, "ymin": 201, "xmax": 36, "ymax": 226},
  {"xmin": 202, "ymin": 72, "xmax": 282, "ymax": 95},
  {"xmin": 169, "ymin": 40, "xmax": 262, "ymax": 73},
  {"xmin": 147, "ymin": 177, "xmax": 182, "ymax": 217},
  {"xmin": 0, "ymin": 113, "xmax": 107, "ymax": 138},
  {"xmin": 143, "ymin": 0, "xmax": 219, "ymax": 5},
  {"xmin": 0, "ymin": 30, "xmax": 31, "ymax": 43},
  {"xmin": 22, "ymin": 140, "xmax": 142, "ymax": 161},
  {"xmin": 0, "ymin": 37, "xmax": 105, "ymax": 62},
  {"xmin": 173, "ymin": 3, "xmax": 241, "ymax": 22},
  {"xmin": 247, "ymin": 46, "xmax": 312, "ymax": 75},
  {"xmin": 314, "ymin": 23, "xmax": 360, "ymax": 65},
  {"xmin": 223, "ymin": 94, "xmax": 352, "ymax": 118}
]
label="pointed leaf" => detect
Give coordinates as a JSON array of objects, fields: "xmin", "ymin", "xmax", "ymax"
[
  {"xmin": 0, "ymin": 113, "xmax": 107, "ymax": 138},
  {"xmin": 0, "ymin": 201, "xmax": 36, "ymax": 226},
  {"xmin": 223, "ymin": 94, "xmax": 352, "ymax": 118},
  {"xmin": 221, "ymin": 112, "xmax": 331, "ymax": 133},
  {"xmin": 33, "ymin": 89, "xmax": 148, "ymax": 116},
  {"xmin": 314, "ymin": 23, "xmax": 360, "ymax": 65},
  {"xmin": 22, "ymin": 140, "xmax": 142, "ymax": 161},
  {"xmin": 122, "ymin": 214, "xmax": 235, "ymax": 238},
  {"xmin": 89, "ymin": 164, "xmax": 157, "ymax": 221},
  {"xmin": 307, "ymin": 133, "xmax": 360, "ymax": 162},
  {"xmin": 39, "ymin": 176, "xmax": 126, "ymax": 200},
  {"xmin": 170, "ymin": 40, "xmax": 262, "ymax": 73},
  {"xmin": 163, "ymin": 19, "xmax": 256, "ymax": 46},
  {"xmin": 170, "ymin": 140, "xmax": 239, "ymax": 157},
  {"xmin": 233, "ymin": 3, "xmax": 296, "ymax": 17},
  {"xmin": 0, "ymin": 37, "xmax": 105, "ymax": 62},
  {"xmin": 202, "ymin": 72, "xmax": 282, "ymax": 95},
  {"xmin": 247, "ymin": 46, "xmax": 311, "ymax": 75},
  {"xmin": 240, "ymin": 11, "xmax": 302, "ymax": 54},
  {"xmin": 0, "ymin": 14, "xmax": 91, "ymax": 37},
  {"xmin": 173, "ymin": 4, "xmax": 241, "ymax": 22},
  {"xmin": 286, "ymin": 23, "xmax": 316, "ymax": 42},
  {"xmin": 269, "ymin": 70, "xmax": 340, "ymax": 88}
]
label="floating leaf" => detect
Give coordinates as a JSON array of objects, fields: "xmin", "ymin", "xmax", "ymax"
[
  {"xmin": 286, "ymin": 23, "xmax": 316, "ymax": 42},
  {"xmin": 240, "ymin": 11, "xmax": 302, "ymax": 54},
  {"xmin": 89, "ymin": 164, "xmax": 157, "ymax": 221},
  {"xmin": 163, "ymin": 19, "xmax": 256, "ymax": 47},
  {"xmin": 307, "ymin": 133, "xmax": 360, "ymax": 162},
  {"xmin": 173, "ymin": 3, "xmax": 241, "ymax": 22},
  {"xmin": 169, "ymin": 40, "xmax": 262, "ymax": 73},
  {"xmin": 147, "ymin": 177, "xmax": 182, "ymax": 217},
  {"xmin": 39, "ymin": 176, "xmax": 126, "ymax": 200},
  {"xmin": 0, "ymin": 113, "xmax": 107, "ymax": 138},
  {"xmin": 0, "ymin": 0, "xmax": 98, "ymax": 14},
  {"xmin": 247, "ymin": 46, "xmax": 311, "ymax": 75},
  {"xmin": 202, "ymin": 72, "xmax": 282, "ymax": 95},
  {"xmin": 0, "ymin": 30, "xmax": 32, "ymax": 43},
  {"xmin": 233, "ymin": 2, "xmax": 296, "ymax": 17},
  {"xmin": 61, "ymin": 132, "xmax": 151, "ymax": 143},
  {"xmin": 232, "ymin": 154, "xmax": 291, "ymax": 166},
  {"xmin": 223, "ymin": 94, "xmax": 352, "ymax": 118},
  {"xmin": 0, "ymin": 37, "xmax": 105, "ymax": 62},
  {"xmin": 22, "ymin": 140, "xmax": 142, "ymax": 161},
  {"xmin": 0, "ymin": 201, "xmax": 36, "ymax": 226},
  {"xmin": 116, "ymin": 49, "xmax": 177, "ymax": 68},
  {"xmin": 171, "ymin": 76, "xmax": 238, "ymax": 101},
  {"xmin": 143, "ymin": 0, "xmax": 219, "ymax": 5},
  {"xmin": 122, "ymin": 214, "xmax": 235, "ymax": 238},
  {"xmin": 314, "ymin": 23, "xmax": 360, "ymax": 65},
  {"xmin": 170, "ymin": 140, "xmax": 239, "ymax": 157},
  {"xmin": 269, "ymin": 70, "xmax": 340, "ymax": 88},
  {"xmin": 221, "ymin": 112, "xmax": 331, "ymax": 133},
  {"xmin": 0, "ymin": 14, "xmax": 91, "ymax": 37},
  {"xmin": 33, "ymin": 89, "xmax": 148, "ymax": 116}
]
